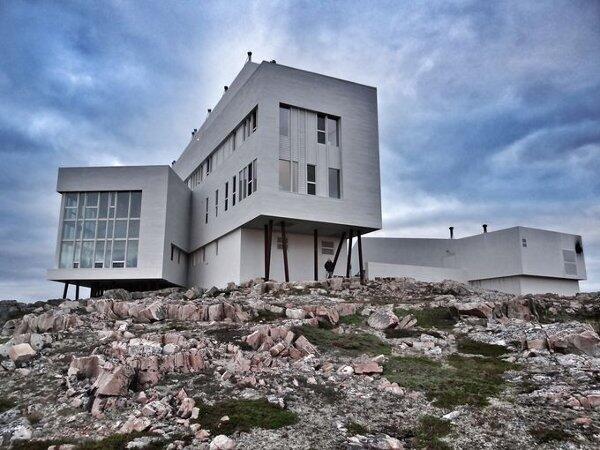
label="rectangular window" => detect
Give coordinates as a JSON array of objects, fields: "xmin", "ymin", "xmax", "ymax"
[
  {"xmin": 307, "ymin": 164, "xmax": 316, "ymax": 195},
  {"xmin": 215, "ymin": 189, "xmax": 219, "ymax": 217},
  {"xmin": 329, "ymin": 168, "xmax": 341, "ymax": 199},
  {"xmin": 279, "ymin": 160, "xmax": 291, "ymax": 191},
  {"xmin": 252, "ymin": 159, "xmax": 257, "ymax": 191},
  {"xmin": 327, "ymin": 117, "xmax": 339, "ymax": 146},
  {"xmin": 58, "ymin": 191, "xmax": 140, "ymax": 269},
  {"xmin": 280, "ymin": 106, "xmax": 290, "ymax": 137},
  {"xmin": 242, "ymin": 167, "xmax": 247, "ymax": 199},
  {"xmin": 317, "ymin": 114, "xmax": 326, "ymax": 144},
  {"xmin": 291, "ymin": 161, "xmax": 298, "ymax": 193},
  {"xmin": 216, "ymin": 239, "xmax": 219, "ymax": 255},
  {"xmin": 251, "ymin": 109, "xmax": 257, "ymax": 132},
  {"xmin": 231, "ymin": 132, "xmax": 236, "ymax": 151},
  {"xmin": 205, "ymin": 197, "xmax": 209, "ymax": 224},
  {"xmin": 232, "ymin": 176, "xmax": 237, "ymax": 206},
  {"xmin": 225, "ymin": 182, "xmax": 229, "ymax": 211},
  {"xmin": 247, "ymin": 161, "xmax": 253, "ymax": 196},
  {"xmin": 238, "ymin": 170, "xmax": 243, "ymax": 202},
  {"xmin": 322, "ymin": 240, "xmax": 334, "ymax": 255}
]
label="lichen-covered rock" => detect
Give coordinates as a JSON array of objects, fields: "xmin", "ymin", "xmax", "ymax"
[{"xmin": 367, "ymin": 309, "xmax": 399, "ymax": 330}]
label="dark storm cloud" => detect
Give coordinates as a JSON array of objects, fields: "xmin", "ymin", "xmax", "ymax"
[{"xmin": 1, "ymin": 0, "xmax": 599, "ymax": 299}]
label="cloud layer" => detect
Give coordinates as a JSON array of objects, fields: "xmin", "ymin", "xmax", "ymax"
[{"xmin": 1, "ymin": 0, "xmax": 599, "ymax": 300}]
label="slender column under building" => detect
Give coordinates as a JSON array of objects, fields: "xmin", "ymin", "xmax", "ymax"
[
  {"xmin": 313, "ymin": 229, "xmax": 318, "ymax": 281},
  {"xmin": 346, "ymin": 229, "xmax": 353, "ymax": 278},
  {"xmin": 75, "ymin": 284, "xmax": 80, "ymax": 301},
  {"xmin": 264, "ymin": 224, "xmax": 269, "ymax": 280},
  {"xmin": 281, "ymin": 221, "xmax": 289, "ymax": 282},
  {"xmin": 62, "ymin": 283, "xmax": 69, "ymax": 299},
  {"xmin": 358, "ymin": 232, "xmax": 365, "ymax": 284},
  {"xmin": 332, "ymin": 231, "xmax": 346, "ymax": 273}
]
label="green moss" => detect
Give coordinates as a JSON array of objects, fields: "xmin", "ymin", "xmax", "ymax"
[
  {"xmin": 414, "ymin": 415, "xmax": 452, "ymax": 450},
  {"xmin": 339, "ymin": 313, "xmax": 365, "ymax": 326},
  {"xmin": 383, "ymin": 355, "xmax": 519, "ymax": 408},
  {"xmin": 530, "ymin": 426, "xmax": 570, "ymax": 443},
  {"xmin": 0, "ymin": 397, "xmax": 15, "ymax": 413},
  {"xmin": 394, "ymin": 307, "xmax": 458, "ymax": 330},
  {"xmin": 457, "ymin": 337, "xmax": 508, "ymax": 358},
  {"xmin": 384, "ymin": 328, "xmax": 445, "ymax": 339},
  {"xmin": 293, "ymin": 325, "xmax": 390, "ymax": 356},
  {"xmin": 194, "ymin": 398, "xmax": 298, "ymax": 434},
  {"xmin": 347, "ymin": 421, "xmax": 370, "ymax": 435}
]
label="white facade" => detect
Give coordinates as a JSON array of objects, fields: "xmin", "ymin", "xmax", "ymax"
[
  {"xmin": 354, "ymin": 226, "xmax": 587, "ymax": 295},
  {"xmin": 47, "ymin": 60, "xmax": 381, "ymax": 294}
]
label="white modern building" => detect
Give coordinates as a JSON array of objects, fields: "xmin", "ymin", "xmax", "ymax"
[
  {"xmin": 353, "ymin": 226, "xmax": 587, "ymax": 295},
  {"xmin": 47, "ymin": 56, "xmax": 382, "ymax": 297},
  {"xmin": 46, "ymin": 56, "xmax": 586, "ymax": 298}
]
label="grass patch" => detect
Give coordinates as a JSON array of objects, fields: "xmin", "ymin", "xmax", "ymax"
[
  {"xmin": 11, "ymin": 439, "xmax": 76, "ymax": 450},
  {"xmin": 339, "ymin": 313, "xmax": 364, "ymax": 326},
  {"xmin": 384, "ymin": 328, "xmax": 443, "ymax": 339},
  {"xmin": 383, "ymin": 355, "xmax": 519, "ymax": 408},
  {"xmin": 414, "ymin": 415, "xmax": 452, "ymax": 450},
  {"xmin": 394, "ymin": 307, "xmax": 458, "ymax": 330},
  {"xmin": 0, "ymin": 397, "xmax": 15, "ymax": 413},
  {"xmin": 293, "ymin": 325, "xmax": 390, "ymax": 356},
  {"xmin": 347, "ymin": 421, "xmax": 370, "ymax": 435},
  {"xmin": 457, "ymin": 337, "xmax": 508, "ymax": 358},
  {"xmin": 530, "ymin": 426, "xmax": 570, "ymax": 443},
  {"xmin": 205, "ymin": 327, "xmax": 252, "ymax": 350},
  {"xmin": 195, "ymin": 398, "xmax": 298, "ymax": 434}
]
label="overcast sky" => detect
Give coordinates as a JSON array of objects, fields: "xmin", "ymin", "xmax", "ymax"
[{"xmin": 1, "ymin": 0, "xmax": 599, "ymax": 300}]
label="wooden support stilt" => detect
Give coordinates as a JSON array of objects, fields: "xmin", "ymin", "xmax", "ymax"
[
  {"xmin": 266, "ymin": 220, "xmax": 273, "ymax": 280},
  {"xmin": 346, "ymin": 229, "xmax": 353, "ymax": 278},
  {"xmin": 75, "ymin": 284, "xmax": 80, "ymax": 301},
  {"xmin": 62, "ymin": 283, "xmax": 69, "ymax": 299},
  {"xmin": 264, "ymin": 224, "xmax": 269, "ymax": 280},
  {"xmin": 313, "ymin": 229, "xmax": 318, "ymax": 281},
  {"xmin": 358, "ymin": 232, "xmax": 365, "ymax": 284},
  {"xmin": 332, "ymin": 232, "xmax": 346, "ymax": 272},
  {"xmin": 281, "ymin": 221, "xmax": 289, "ymax": 282}
]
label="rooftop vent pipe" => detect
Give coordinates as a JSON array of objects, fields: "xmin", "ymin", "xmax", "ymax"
[
  {"xmin": 191, "ymin": 128, "xmax": 197, "ymax": 136},
  {"xmin": 483, "ymin": 224, "xmax": 488, "ymax": 233},
  {"xmin": 247, "ymin": 51, "xmax": 252, "ymax": 62},
  {"xmin": 270, "ymin": 60, "xmax": 276, "ymax": 63},
  {"xmin": 171, "ymin": 160, "xmax": 176, "ymax": 165},
  {"xmin": 207, "ymin": 108, "xmax": 212, "ymax": 114},
  {"xmin": 449, "ymin": 227, "xmax": 454, "ymax": 239},
  {"xmin": 224, "ymin": 86, "xmax": 228, "ymax": 91}
]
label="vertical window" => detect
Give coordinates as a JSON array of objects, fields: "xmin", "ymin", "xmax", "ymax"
[
  {"xmin": 216, "ymin": 239, "xmax": 219, "ymax": 255},
  {"xmin": 247, "ymin": 161, "xmax": 253, "ymax": 196},
  {"xmin": 329, "ymin": 168, "xmax": 341, "ymax": 199},
  {"xmin": 215, "ymin": 189, "xmax": 219, "ymax": 217},
  {"xmin": 317, "ymin": 114, "xmax": 326, "ymax": 144},
  {"xmin": 291, "ymin": 161, "xmax": 298, "ymax": 193},
  {"xmin": 307, "ymin": 164, "xmax": 316, "ymax": 195},
  {"xmin": 322, "ymin": 241, "xmax": 334, "ymax": 255},
  {"xmin": 279, "ymin": 106, "xmax": 290, "ymax": 137},
  {"xmin": 252, "ymin": 159, "xmax": 257, "ymax": 191},
  {"xmin": 231, "ymin": 132, "xmax": 236, "ymax": 151},
  {"xmin": 327, "ymin": 117, "xmax": 338, "ymax": 146},
  {"xmin": 205, "ymin": 197, "xmax": 209, "ymax": 224},
  {"xmin": 202, "ymin": 247, "xmax": 206, "ymax": 263},
  {"xmin": 279, "ymin": 160, "xmax": 291, "ymax": 191},
  {"xmin": 251, "ymin": 109, "xmax": 257, "ymax": 132},
  {"xmin": 232, "ymin": 176, "xmax": 237, "ymax": 206},
  {"xmin": 225, "ymin": 182, "xmax": 229, "ymax": 211},
  {"xmin": 238, "ymin": 170, "xmax": 243, "ymax": 202},
  {"xmin": 242, "ymin": 167, "xmax": 247, "ymax": 199}
]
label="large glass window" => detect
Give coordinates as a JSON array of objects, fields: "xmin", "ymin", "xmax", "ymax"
[
  {"xmin": 317, "ymin": 114, "xmax": 326, "ymax": 144},
  {"xmin": 58, "ymin": 191, "xmax": 141, "ymax": 269},
  {"xmin": 327, "ymin": 117, "xmax": 339, "ymax": 146},
  {"xmin": 279, "ymin": 160, "xmax": 291, "ymax": 191}
]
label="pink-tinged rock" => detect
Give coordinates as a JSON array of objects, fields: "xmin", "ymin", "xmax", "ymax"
[
  {"xmin": 8, "ymin": 343, "xmax": 36, "ymax": 363},
  {"xmin": 120, "ymin": 416, "xmax": 151, "ymax": 433},
  {"xmin": 285, "ymin": 308, "xmax": 306, "ymax": 320},
  {"xmin": 454, "ymin": 302, "xmax": 493, "ymax": 319},
  {"xmin": 68, "ymin": 355, "xmax": 105, "ymax": 379},
  {"xmin": 210, "ymin": 435, "xmax": 236, "ymax": 450},
  {"xmin": 93, "ymin": 365, "xmax": 134, "ymax": 396},
  {"xmin": 269, "ymin": 342, "xmax": 286, "ymax": 357},
  {"xmin": 178, "ymin": 397, "xmax": 196, "ymax": 418},
  {"xmin": 587, "ymin": 394, "xmax": 600, "ymax": 408},
  {"xmin": 285, "ymin": 331, "xmax": 295, "ymax": 345},
  {"xmin": 15, "ymin": 311, "xmax": 82, "ymax": 334},
  {"xmin": 505, "ymin": 298, "xmax": 533, "ymax": 320},
  {"xmin": 574, "ymin": 417, "xmax": 592, "ymax": 426},
  {"xmin": 526, "ymin": 339, "xmax": 547, "ymax": 351},
  {"xmin": 353, "ymin": 362, "xmax": 383, "ymax": 375},
  {"xmin": 294, "ymin": 335, "xmax": 319, "ymax": 355},
  {"xmin": 335, "ymin": 303, "xmax": 359, "ymax": 317},
  {"xmin": 315, "ymin": 306, "xmax": 339, "ymax": 325},
  {"xmin": 223, "ymin": 302, "xmax": 249, "ymax": 322},
  {"xmin": 208, "ymin": 303, "xmax": 224, "ymax": 321},
  {"xmin": 397, "ymin": 314, "xmax": 417, "ymax": 329},
  {"xmin": 288, "ymin": 347, "xmax": 303, "ymax": 360},
  {"xmin": 245, "ymin": 330, "xmax": 265, "ymax": 349},
  {"xmin": 367, "ymin": 310, "xmax": 399, "ymax": 330},
  {"xmin": 137, "ymin": 301, "xmax": 164, "ymax": 322},
  {"xmin": 328, "ymin": 277, "xmax": 344, "ymax": 290},
  {"xmin": 91, "ymin": 397, "xmax": 105, "ymax": 418},
  {"xmin": 112, "ymin": 301, "xmax": 131, "ymax": 319}
]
